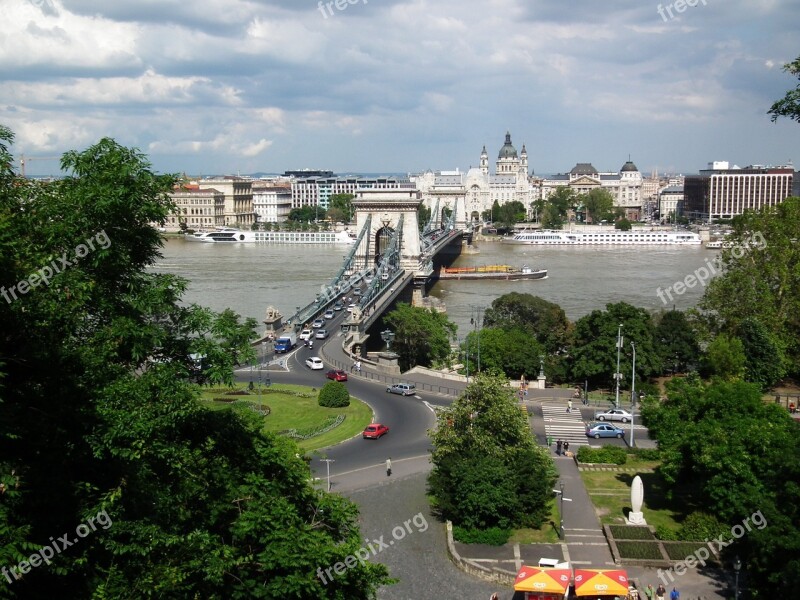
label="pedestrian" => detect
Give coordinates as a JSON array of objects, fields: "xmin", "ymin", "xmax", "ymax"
[
  {"xmin": 386, "ymin": 458, "xmax": 392, "ymax": 477},
  {"xmin": 356, "ymin": 360, "xmax": 362, "ymax": 373},
  {"xmin": 556, "ymin": 439, "xmax": 563, "ymax": 456},
  {"xmin": 547, "ymin": 435, "xmax": 553, "ymax": 448},
  {"xmin": 563, "ymin": 440, "xmax": 570, "ymax": 455},
  {"xmin": 670, "ymin": 588, "xmax": 679, "ymax": 600},
  {"xmin": 567, "ymin": 399, "xmax": 573, "ymax": 413},
  {"xmin": 490, "ymin": 594, "xmax": 499, "ymax": 600},
  {"xmin": 656, "ymin": 583, "xmax": 666, "ymax": 600},
  {"xmin": 644, "ymin": 584, "xmax": 654, "ymax": 600}
]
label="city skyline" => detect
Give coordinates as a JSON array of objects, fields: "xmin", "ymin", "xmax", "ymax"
[{"xmin": 2, "ymin": 0, "xmax": 798, "ymax": 177}]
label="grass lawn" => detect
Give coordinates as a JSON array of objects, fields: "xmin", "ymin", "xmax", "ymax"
[
  {"xmin": 579, "ymin": 460, "xmax": 696, "ymax": 532},
  {"xmin": 509, "ymin": 498, "xmax": 561, "ymax": 544},
  {"xmin": 199, "ymin": 383, "xmax": 374, "ymax": 452}
]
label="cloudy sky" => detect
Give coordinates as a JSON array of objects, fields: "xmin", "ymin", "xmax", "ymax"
[{"xmin": 2, "ymin": 0, "xmax": 798, "ymax": 177}]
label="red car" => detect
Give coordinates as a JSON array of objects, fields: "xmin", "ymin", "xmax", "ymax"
[
  {"xmin": 362, "ymin": 423, "xmax": 389, "ymax": 439},
  {"xmin": 326, "ymin": 369, "xmax": 348, "ymax": 382}
]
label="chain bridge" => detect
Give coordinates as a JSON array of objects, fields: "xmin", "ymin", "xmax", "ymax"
[{"xmin": 280, "ymin": 188, "xmax": 472, "ymax": 357}]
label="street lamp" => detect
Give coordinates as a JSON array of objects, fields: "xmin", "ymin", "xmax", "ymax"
[
  {"xmin": 630, "ymin": 341, "xmax": 636, "ymax": 448},
  {"xmin": 553, "ymin": 482, "xmax": 572, "ymax": 539},
  {"xmin": 321, "ymin": 458, "xmax": 335, "ymax": 492},
  {"xmin": 614, "ymin": 324, "xmax": 623, "ymax": 409},
  {"xmin": 381, "ymin": 329, "xmax": 395, "ymax": 353},
  {"xmin": 470, "ymin": 306, "xmax": 484, "ymax": 373},
  {"xmin": 734, "ymin": 556, "xmax": 741, "ymax": 599},
  {"xmin": 261, "ymin": 341, "xmax": 267, "ymax": 368}
]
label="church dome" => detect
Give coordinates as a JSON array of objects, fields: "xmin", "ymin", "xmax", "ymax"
[
  {"xmin": 621, "ymin": 160, "xmax": 639, "ymax": 172},
  {"xmin": 498, "ymin": 132, "xmax": 517, "ymax": 159}
]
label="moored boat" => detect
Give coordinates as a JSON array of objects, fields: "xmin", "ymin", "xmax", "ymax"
[
  {"xmin": 186, "ymin": 228, "xmax": 356, "ymax": 244},
  {"xmin": 504, "ymin": 229, "xmax": 702, "ymax": 245},
  {"xmin": 437, "ymin": 264, "xmax": 547, "ymax": 281}
]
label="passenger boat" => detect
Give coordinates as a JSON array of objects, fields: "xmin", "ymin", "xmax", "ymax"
[
  {"xmin": 186, "ymin": 228, "xmax": 356, "ymax": 244},
  {"xmin": 437, "ymin": 264, "xmax": 547, "ymax": 281},
  {"xmin": 504, "ymin": 229, "xmax": 702, "ymax": 245}
]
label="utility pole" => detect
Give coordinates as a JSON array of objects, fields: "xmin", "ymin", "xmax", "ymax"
[
  {"xmin": 630, "ymin": 341, "xmax": 636, "ymax": 448},
  {"xmin": 320, "ymin": 459, "xmax": 335, "ymax": 492},
  {"xmin": 614, "ymin": 324, "xmax": 623, "ymax": 409}
]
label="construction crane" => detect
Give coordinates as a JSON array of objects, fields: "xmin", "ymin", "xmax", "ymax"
[{"xmin": 19, "ymin": 154, "xmax": 61, "ymax": 178}]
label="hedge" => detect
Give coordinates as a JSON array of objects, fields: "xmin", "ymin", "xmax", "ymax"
[
  {"xmin": 318, "ymin": 382, "xmax": 351, "ymax": 408},
  {"xmin": 576, "ymin": 445, "xmax": 627, "ymax": 465},
  {"xmin": 453, "ymin": 526, "xmax": 512, "ymax": 546}
]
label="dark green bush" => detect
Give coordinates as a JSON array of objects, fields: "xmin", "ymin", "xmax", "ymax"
[
  {"xmin": 577, "ymin": 445, "xmax": 627, "ymax": 465},
  {"xmin": 615, "ymin": 541, "xmax": 664, "ymax": 560},
  {"xmin": 452, "ymin": 526, "xmax": 511, "ymax": 546},
  {"xmin": 610, "ymin": 525, "xmax": 655, "ymax": 540},
  {"xmin": 677, "ymin": 512, "xmax": 728, "ymax": 541},
  {"xmin": 317, "ymin": 382, "xmax": 351, "ymax": 408},
  {"xmin": 655, "ymin": 525, "xmax": 679, "ymax": 541}
]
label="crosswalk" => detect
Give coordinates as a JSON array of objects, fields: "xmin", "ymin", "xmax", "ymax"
[{"xmin": 541, "ymin": 403, "xmax": 589, "ymax": 448}]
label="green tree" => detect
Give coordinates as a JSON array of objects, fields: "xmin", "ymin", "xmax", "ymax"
[
  {"xmin": 383, "ymin": 303, "xmax": 456, "ymax": 370},
  {"xmin": 287, "ymin": 206, "xmax": 325, "ymax": 223},
  {"xmin": 540, "ymin": 187, "xmax": 576, "ymax": 229},
  {"xmin": 768, "ymin": 55, "xmax": 800, "ymax": 124},
  {"xmin": 494, "ymin": 200, "xmax": 526, "ymax": 229},
  {"xmin": 615, "ymin": 217, "xmax": 632, "ymax": 231},
  {"xmin": 482, "ymin": 293, "xmax": 572, "ymax": 381},
  {"xmin": 318, "ymin": 381, "xmax": 351, "ymax": 407},
  {"xmin": 570, "ymin": 302, "xmax": 661, "ymax": 390},
  {"xmin": 641, "ymin": 377, "xmax": 800, "ymax": 598},
  {"xmin": 428, "ymin": 374, "xmax": 556, "ymax": 530},
  {"xmin": 654, "ymin": 310, "xmax": 700, "ymax": 375},
  {"xmin": 703, "ymin": 333, "xmax": 746, "ymax": 381},
  {"xmin": 417, "ymin": 203, "xmax": 432, "ymax": 231},
  {"xmin": 0, "ymin": 129, "xmax": 390, "ymax": 598},
  {"xmin": 737, "ymin": 318, "xmax": 786, "ymax": 389},
  {"xmin": 699, "ymin": 197, "xmax": 800, "ymax": 377},
  {"xmin": 462, "ymin": 327, "xmax": 544, "ymax": 380},
  {"xmin": 328, "ymin": 193, "xmax": 354, "ymax": 223},
  {"xmin": 581, "ymin": 189, "xmax": 615, "ymax": 224}
]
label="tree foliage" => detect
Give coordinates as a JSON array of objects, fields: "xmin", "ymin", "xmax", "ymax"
[
  {"xmin": 768, "ymin": 55, "xmax": 800, "ymax": 124},
  {"xmin": 581, "ymin": 188, "xmax": 615, "ymax": 224},
  {"xmin": 493, "ymin": 200, "xmax": 526, "ymax": 229},
  {"xmin": 462, "ymin": 327, "xmax": 544, "ymax": 380},
  {"xmin": 653, "ymin": 310, "xmax": 701, "ymax": 374},
  {"xmin": 540, "ymin": 187, "xmax": 577, "ymax": 229},
  {"xmin": 737, "ymin": 318, "xmax": 786, "ymax": 389},
  {"xmin": 699, "ymin": 197, "xmax": 800, "ymax": 377},
  {"xmin": 428, "ymin": 374, "xmax": 556, "ymax": 530},
  {"xmin": 328, "ymin": 193, "xmax": 354, "ymax": 223},
  {"xmin": 383, "ymin": 303, "xmax": 456, "ymax": 370},
  {"xmin": 570, "ymin": 303, "xmax": 661, "ymax": 389},
  {"xmin": 641, "ymin": 376, "xmax": 800, "ymax": 597},
  {"xmin": 0, "ymin": 129, "xmax": 389, "ymax": 598},
  {"xmin": 288, "ymin": 205, "xmax": 325, "ymax": 223}
]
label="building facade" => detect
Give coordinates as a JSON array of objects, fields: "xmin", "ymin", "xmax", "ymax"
[
  {"xmin": 196, "ymin": 176, "xmax": 256, "ymax": 227},
  {"xmin": 658, "ymin": 185, "xmax": 684, "ymax": 222},
  {"xmin": 166, "ymin": 185, "xmax": 225, "ymax": 230},
  {"xmin": 290, "ymin": 176, "xmax": 415, "ymax": 210},
  {"xmin": 683, "ymin": 162, "xmax": 795, "ymax": 221},
  {"xmin": 252, "ymin": 181, "xmax": 292, "ymax": 223}
]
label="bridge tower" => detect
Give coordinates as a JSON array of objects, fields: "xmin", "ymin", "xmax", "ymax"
[{"xmin": 352, "ymin": 188, "xmax": 423, "ymax": 270}]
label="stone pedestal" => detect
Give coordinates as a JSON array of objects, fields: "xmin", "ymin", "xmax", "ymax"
[
  {"xmin": 263, "ymin": 306, "xmax": 283, "ymax": 338},
  {"xmin": 376, "ymin": 352, "xmax": 401, "ymax": 375},
  {"xmin": 626, "ymin": 512, "xmax": 647, "ymax": 526}
]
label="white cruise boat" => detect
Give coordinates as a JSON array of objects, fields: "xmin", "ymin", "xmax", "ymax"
[
  {"xmin": 505, "ymin": 229, "xmax": 702, "ymax": 245},
  {"xmin": 186, "ymin": 228, "xmax": 356, "ymax": 244}
]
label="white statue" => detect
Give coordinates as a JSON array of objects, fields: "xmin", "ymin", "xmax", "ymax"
[{"xmin": 627, "ymin": 475, "xmax": 647, "ymax": 525}]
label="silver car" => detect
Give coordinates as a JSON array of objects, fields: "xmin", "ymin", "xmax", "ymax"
[
  {"xmin": 386, "ymin": 383, "xmax": 416, "ymax": 396},
  {"xmin": 594, "ymin": 408, "xmax": 634, "ymax": 423}
]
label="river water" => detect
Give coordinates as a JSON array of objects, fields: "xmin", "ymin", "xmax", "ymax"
[{"xmin": 153, "ymin": 237, "xmax": 715, "ymax": 336}]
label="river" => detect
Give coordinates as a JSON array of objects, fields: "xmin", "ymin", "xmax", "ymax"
[{"xmin": 153, "ymin": 237, "xmax": 715, "ymax": 336}]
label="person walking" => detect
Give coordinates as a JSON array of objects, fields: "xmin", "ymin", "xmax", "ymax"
[
  {"xmin": 644, "ymin": 584, "xmax": 654, "ymax": 600},
  {"xmin": 386, "ymin": 458, "xmax": 392, "ymax": 477},
  {"xmin": 355, "ymin": 360, "xmax": 362, "ymax": 373},
  {"xmin": 556, "ymin": 439, "xmax": 563, "ymax": 456},
  {"xmin": 669, "ymin": 588, "xmax": 679, "ymax": 600},
  {"xmin": 656, "ymin": 583, "xmax": 666, "ymax": 600},
  {"xmin": 563, "ymin": 440, "xmax": 570, "ymax": 456},
  {"xmin": 567, "ymin": 399, "xmax": 573, "ymax": 413}
]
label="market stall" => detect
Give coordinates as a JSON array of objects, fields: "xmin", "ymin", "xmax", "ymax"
[
  {"xmin": 513, "ymin": 566, "xmax": 571, "ymax": 600},
  {"xmin": 573, "ymin": 569, "xmax": 631, "ymax": 597}
]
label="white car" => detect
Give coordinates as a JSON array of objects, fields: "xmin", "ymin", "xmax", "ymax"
[
  {"xmin": 594, "ymin": 408, "xmax": 634, "ymax": 423},
  {"xmin": 312, "ymin": 319, "xmax": 325, "ymax": 329},
  {"xmin": 347, "ymin": 303, "xmax": 357, "ymax": 312},
  {"xmin": 299, "ymin": 329, "xmax": 313, "ymax": 341},
  {"xmin": 315, "ymin": 329, "xmax": 329, "ymax": 339},
  {"xmin": 305, "ymin": 357, "xmax": 324, "ymax": 370},
  {"xmin": 323, "ymin": 310, "xmax": 335, "ymax": 319}
]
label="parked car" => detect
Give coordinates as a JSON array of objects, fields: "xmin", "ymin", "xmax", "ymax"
[
  {"xmin": 315, "ymin": 328, "xmax": 329, "ymax": 339},
  {"xmin": 299, "ymin": 329, "xmax": 313, "ymax": 341},
  {"xmin": 312, "ymin": 318, "xmax": 325, "ymax": 329},
  {"xmin": 586, "ymin": 422, "xmax": 625, "ymax": 439},
  {"xmin": 386, "ymin": 383, "xmax": 416, "ymax": 396},
  {"xmin": 323, "ymin": 309, "xmax": 335, "ymax": 319},
  {"xmin": 595, "ymin": 408, "xmax": 634, "ymax": 423},
  {"xmin": 305, "ymin": 357, "xmax": 324, "ymax": 370},
  {"xmin": 326, "ymin": 369, "xmax": 348, "ymax": 382},
  {"xmin": 362, "ymin": 423, "xmax": 389, "ymax": 439}
]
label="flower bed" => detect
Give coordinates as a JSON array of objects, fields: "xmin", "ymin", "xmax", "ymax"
[
  {"xmin": 609, "ymin": 525, "xmax": 655, "ymax": 540},
  {"xmin": 615, "ymin": 541, "xmax": 664, "ymax": 560}
]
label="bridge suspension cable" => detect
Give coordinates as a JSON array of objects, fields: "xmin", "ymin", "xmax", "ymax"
[{"xmin": 358, "ymin": 214, "xmax": 404, "ymax": 310}]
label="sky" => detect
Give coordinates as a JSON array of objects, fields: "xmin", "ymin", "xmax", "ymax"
[{"xmin": 2, "ymin": 0, "xmax": 798, "ymax": 178}]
